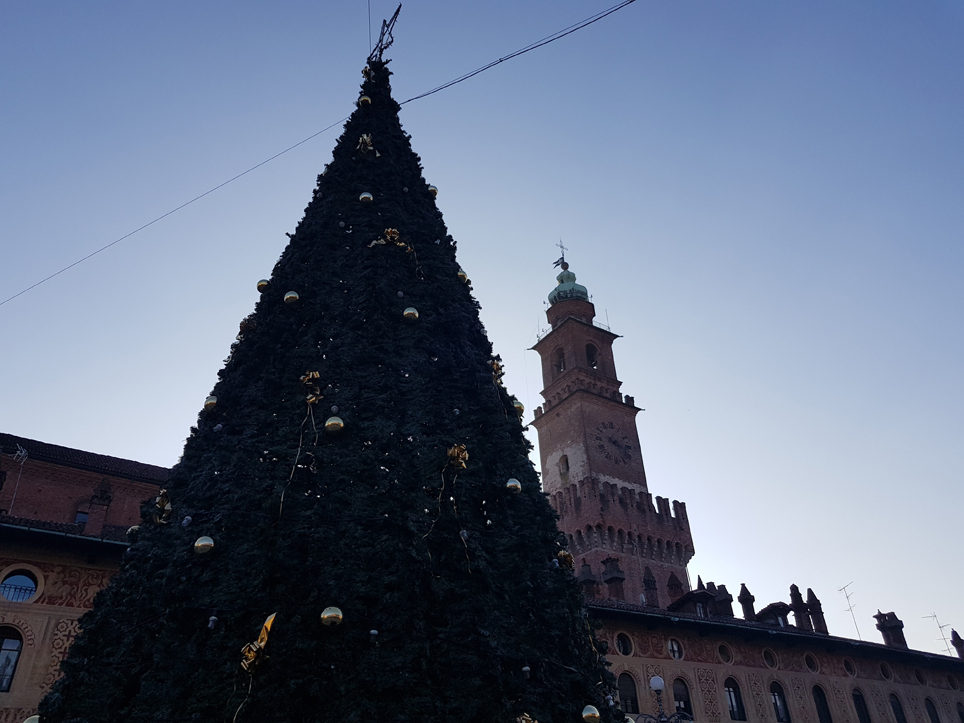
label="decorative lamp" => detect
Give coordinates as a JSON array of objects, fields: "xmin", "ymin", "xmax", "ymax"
[{"xmin": 636, "ymin": 674, "xmax": 694, "ymax": 723}]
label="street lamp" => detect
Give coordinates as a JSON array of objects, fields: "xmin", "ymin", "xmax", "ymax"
[{"xmin": 635, "ymin": 676, "xmax": 693, "ymax": 723}]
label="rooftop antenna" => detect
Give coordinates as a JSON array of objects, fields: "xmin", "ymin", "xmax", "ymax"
[
  {"xmin": 368, "ymin": 4, "xmax": 402, "ymax": 63},
  {"xmin": 839, "ymin": 582, "xmax": 861, "ymax": 640},
  {"xmin": 923, "ymin": 613, "xmax": 954, "ymax": 656}
]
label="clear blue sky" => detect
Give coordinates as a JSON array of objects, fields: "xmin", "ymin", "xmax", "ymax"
[{"xmin": 2, "ymin": 1, "xmax": 962, "ymax": 653}]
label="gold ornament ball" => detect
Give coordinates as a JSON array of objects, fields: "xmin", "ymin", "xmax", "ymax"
[
  {"xmin": 24, "ymin": 717, "xmax": 40, "ymax": 723},
  {"xmin": 204, "ymin": 396, "xmax": 218, "ymax": 410},
  {"xmin": 427, "ymin": 185, "xmax": 438, "ymax": 197},
  {"xmin": 582, "ymin": 706, "xmax": 601, "ymax": 723},
  {"xmin": 359, "ymin": 192, "xmax": 374, "ymax": 203},
  {"xmin": 506, "ymin": 478, "xmax": 522, "ymax": 494},
  {"xmin": 403, "ymin": 307, "xmax": 419, "ymax": 321},
  {"xmin": 194, "ymin": 536, "xmax": 215, "ymax": 554},
  {"xmin": 358, "ymin": 95, "xmax": 371, "ymax": 106},
  {"xmin": 325, "ymin": 416, "xmax": 345, "ymax": 434},
  {"xmin": 284, "ymin": 291, "xmax": 300, "ymax": 304},
  {"xmin": 512, "ymin": 398, "xmax": 525, "ymax": 416},
  {"xmin": 320, "ymin": 606, "xmax": 344, "ymax": 626},
  {"xmin": 457, "ymin": 267, "xmax": 468, "ymax": 282},
  {"xmin": 257, "ymin": 279, "xmax": 269, "ymax": 292}
]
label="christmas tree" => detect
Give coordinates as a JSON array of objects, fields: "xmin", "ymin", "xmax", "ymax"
[{"xmin": 40, "ymin": 53, "xmax": 613, "ymax": 723}]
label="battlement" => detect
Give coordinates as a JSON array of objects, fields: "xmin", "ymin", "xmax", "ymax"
[{"xmin": 549, "ymin": 476, "xmax": 689, "ymax": 532}]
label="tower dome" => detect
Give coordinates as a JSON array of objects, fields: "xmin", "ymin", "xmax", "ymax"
[{"xmin": 548, "ymin": 262, "xmax": 589, "ymax": 304}]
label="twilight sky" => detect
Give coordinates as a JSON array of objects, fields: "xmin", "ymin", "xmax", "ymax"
[{"xmin": 1, "ymin": 1, "xmax": 962, "ymax": 654}]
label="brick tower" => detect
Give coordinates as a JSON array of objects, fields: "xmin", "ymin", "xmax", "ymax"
[{"xmin": 530, "ymin": 262, "xmax": 695, "ymax": 608}]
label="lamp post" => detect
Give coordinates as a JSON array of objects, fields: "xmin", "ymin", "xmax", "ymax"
[{"xmin": 635, "ymin": 676, "xmax": 693, "ymax": 723}]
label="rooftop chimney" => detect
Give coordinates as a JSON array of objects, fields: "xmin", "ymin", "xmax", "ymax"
[
  {"xmin": 874, "ymin": 611, "xmax": 908, "ymax": 648},
  {"xmin": 807, "ymin": 588, "xmax": 828, "ymax": 635},
  {"xmin": 738, "ymin": 583, "xmax": 756, "ymax": 622},
  {"xmin": 790, "ymin": 584, "xmax": 813, "ymax": 631},
  {"xmin": 951, "ymin": 629, "xmax": 963, "ymax": 660}
]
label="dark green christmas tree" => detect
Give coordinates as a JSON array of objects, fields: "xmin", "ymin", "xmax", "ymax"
[{"xmin": 40, "ymin": 54, "xmax": 614, "ymax": 723}]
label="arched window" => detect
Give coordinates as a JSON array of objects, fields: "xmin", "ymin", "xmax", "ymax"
[
  {"xmin": 724, "ymin": 678, "xmax": 747, "ymax": 721},
  {"xmin": 674, "ymin": 678, "xmax": 694, "ymax": 718},
  {"xmin": 770, "ymin": 681, "xmax": 791, "ymax": 723},
  {"xmin": 852, "ymin": 689, "xmax": 873, "ymax": 723},
  {"xmin": 552, "ymin": 348, "xmax": 566, "ymax": 375},
  {"xmin": 586, "ymin": 344, "xmax": 599, "ymax": 370},
  {"xmin": 813, "ymin": 686, "xmax": 833, "ymax": 723},
  {"xmin": 924, "ymin": 699, "xmax": 941, "ymax": 723},
  {"xmin": 618, "ymin": 673, "xmax": 640, "ymax": 714},
  {"xmin": 0, "ymin": 628, "xmax": 23, "ymax": 692},
  {"xmin": 890, "ymin": 695, "xmax": 908, "ymax": 723}
]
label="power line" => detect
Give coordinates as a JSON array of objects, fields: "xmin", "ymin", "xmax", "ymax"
[{"xmin": 0, "ymin": 0, "xmax": 639, "ymax": 309}]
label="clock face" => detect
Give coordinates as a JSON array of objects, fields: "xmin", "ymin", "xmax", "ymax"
[{"xmin": 593, "ymin": 421, "xmax": 634, "ymax": 465}]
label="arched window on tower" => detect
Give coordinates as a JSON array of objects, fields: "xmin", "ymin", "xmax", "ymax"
[
  {"xmin": 725, "ymin": 678, "xmax": 747, "ymax": 721},
  {"xmin": 0, "ymin": 627, "xmax": 23, "ymax": 692},
  {"xmin": 586, "ymin": 344, "xmax": 599, "ymax": 370},
  {"xmin": 673, "ymin": 678, "xmax": 694, "ymax": 718},
  {"xmin": 890, "ymin": 695, "xmax": 908, "ymax": 723},
  {"xmin": 852, "ymin": 689, "xmax": 873, "ymax": 723},
  {"xmin": 618, "ymin": 673, "xmax": 640, "ymax": 714},
  {"xmin": 813, "ymin": 686, "xmax": 834, "ymax": 723},
  {"xmin": 770, "ymin": 681, "xmax": 791, "ymax": 723},
  {"xmin": 551, "ymin": 348, "xmax": 566, "ymax": 376},
  {"xmin": 925, "ymin": 699, "xmax": 941, "ymax": 723}
]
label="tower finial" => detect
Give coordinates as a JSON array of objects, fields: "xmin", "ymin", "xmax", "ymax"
[{"xmin": 553, "ymin": 239, "xmax": 569, "ymax": 271}]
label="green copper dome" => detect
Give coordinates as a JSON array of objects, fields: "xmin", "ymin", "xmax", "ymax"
[{"xmin": 548, "ymin": 263, "xmax": 589, "ymax": 304}]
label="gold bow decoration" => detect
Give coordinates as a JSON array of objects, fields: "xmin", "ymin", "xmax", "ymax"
[
  {"xmin": 240, "ymin": 613, "xmax": 277, "ymax": 673},
  {"xmin": 489, "ymin": 358, "xmax": 504, "ymax": 386},
  {"xmin": 556, "ymin": 550, "xmax": 575, "ymax": 571},
  {"xmin": 362, "ymin": 65, "xmax": 374, "ymax": 81},
  {"xmin": 447, "ymin": 444, "xmax": 469, "ymax": 469},
  {"xmin": 517, "ymin": 715, "xmax": 540, "ymax": 723},
  {"xmin": 367, "ymin": 228, "xmax": 410, "ymax": 251},
  {"xmin": 356, "ymin": 134, "xmax": 380, "ymax": 157},
  {"xmin": 153, "ymin": 489, "xmax": 172, "ymax": 524},
  {"xmin": 300, "ymin": 371, "xmax": 322, "ymax": 404}
]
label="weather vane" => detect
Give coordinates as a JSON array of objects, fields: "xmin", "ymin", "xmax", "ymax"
[
  {"xmin": 553, "ymin": 239, "xmax": 568, "ymax": 269},
  {"xmin": 368, "ymin": 4, "xmax": 402, "ymax": 63}
]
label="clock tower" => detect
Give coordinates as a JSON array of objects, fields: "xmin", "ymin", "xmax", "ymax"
[{"xmin": 530, "ymin": 262, "xmax": 695, "ymax": 608}]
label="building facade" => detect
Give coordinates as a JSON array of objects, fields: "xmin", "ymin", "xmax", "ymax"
[
  {"xmin": 0, "ymin": 434, "xmax": 167, "ymax": 722},
  {"xmin": 530, "ymin": 263, "xmax": 964, "ymax": 723}
]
